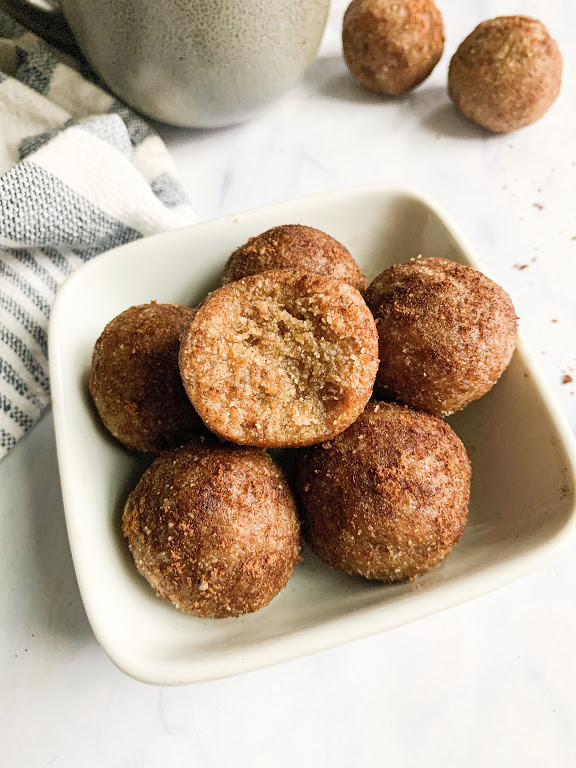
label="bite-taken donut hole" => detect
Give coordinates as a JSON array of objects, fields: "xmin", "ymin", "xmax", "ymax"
[
  {"xmin": 179, "ymin": 269, "xmax": 379, "ymax": 448},
  {"xmin": 448, "ymin": 16, "xmax": 562, "ymax": 133},
  {"xmin": 342, "ymin": 0, "xmax": 445, "ymax": 95},
  {"xmin": 295, "ymin": 401, "xmax": 471, "ymax": 582},
  {"xmin": 364, "ymin": 257, "xmax": 518, "ymax": 417},
  {"xmin": 89, "ymin": 302, "xmax": 201, "ymax": 453},
  {"xmin": 221, "ymin": 224, "xmax": 365, "ymax": 292},
  {"xmin": 123, "ymin": 440, "xmax": 301, "ymax": 618}
]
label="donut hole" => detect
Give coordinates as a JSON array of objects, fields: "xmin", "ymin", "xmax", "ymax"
[
  {"xmin": 89, "ymin": 303, "xmax": 200, "ymax": 453},
  {"xmin": 180, "ymin": 270, "xmax": 379, "ymax": 447},
  {"xmin": 221, "ymin": 224, "xmax": 365, "ymax": 292},
  {"xmin": 295, "ymin": 402, "xmax": 471, "ymax": 582},
  {"xmin": 123, "ymin": 442, "xmax": 301, "ymax": 618},
  {"xmin": 364, "ymin": 257, "xmax": 517, "ymax": 417}
]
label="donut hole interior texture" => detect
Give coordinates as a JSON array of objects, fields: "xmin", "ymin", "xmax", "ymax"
[{"xmin": 181, "ymin": 270, "xmax": 378, "ymax": 446}]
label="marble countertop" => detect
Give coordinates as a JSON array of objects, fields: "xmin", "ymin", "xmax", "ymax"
[{"xmin": 2, "ymin": 1, "xmax": 576, "ymax": 765}]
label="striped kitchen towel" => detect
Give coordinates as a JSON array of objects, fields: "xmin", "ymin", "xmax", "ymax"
[{"xmin": 0, "ymin": 12, "xmax": 195, "ymax": 460}]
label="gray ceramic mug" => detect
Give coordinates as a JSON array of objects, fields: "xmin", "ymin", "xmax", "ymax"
[{"xmin": 1, "ymin": 0, "xmax": 329, "ymax": 127}]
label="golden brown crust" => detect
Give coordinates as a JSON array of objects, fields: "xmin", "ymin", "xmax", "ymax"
[
  {"xmin": 342, "ymin": 0, "xmax": 444, "ymax": 95},
  {"xmin": 295, "ymin": 401, "xmax": 470, "ymax": 581},
  {"xmin": 448, "ymin": 16, "xmax": 562, "ymax": 133},
  {"xmin": 123, "ymin": 440, "xmax": 301, "ymax": 618},
  {"xmin": 180, "ymin": 269, "xmax": 379, "ymax": 448},
  {"xmin": 364, "ymin": 257, "xmax": 518, "ymax": 417},
  {"xmin": 89, "ymin": 303, "xmax": 201, "ymax": 453},
  {"xmin": 221, "ymin": 224, "xmax": 365, "ymax": 292}
]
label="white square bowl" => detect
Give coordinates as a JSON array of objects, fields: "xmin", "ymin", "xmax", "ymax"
[{"xmin": 49, "ymin": 185, "xmax": 576, "ymax": 685}]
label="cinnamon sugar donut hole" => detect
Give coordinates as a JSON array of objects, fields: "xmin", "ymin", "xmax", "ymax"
[
  {"xmin": 179, "ymin": 269, "xmax": 379, "ymax": 448},
  {"xmin": 295, "ymin": 402, "xmax": 470, "ymax": 582},
  {"xmin": 364, "ymin": 257, "xmax": 517, "ymax": 417},
  {"xmin": 90, "ymin": 303, "xmax": 200, "ymax": 453},
  {"xmin": 449, "ymin": 16, "xmax": 562, "ymax": 133},
  {"xmin": 342, "ymin": 0, "xmax": 445, "ymax": 95},
  {"xmin": 123, "ymin": 440, "xmax": 300, "ymax": 618},
  {"xmin": 222, "ymin": 224, "xmax": 365, "ymax": 292}
]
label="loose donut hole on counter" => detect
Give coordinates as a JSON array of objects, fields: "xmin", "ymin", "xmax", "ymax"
[
  {"xmin": 448, "ymin": 15, "xmax": 562, "ymax": 134},
  {"xmin": 342, "ymin": 0, "xmax": 445, "ymax": 96},
  {"xmin": 179, "ymin": 269, "xmax": 379, "ymax": 448}
]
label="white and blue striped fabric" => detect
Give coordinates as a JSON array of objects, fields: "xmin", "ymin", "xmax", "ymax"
[{"xmin": 0, "ymin": 13, "xmax": 195, "ymax": 460}]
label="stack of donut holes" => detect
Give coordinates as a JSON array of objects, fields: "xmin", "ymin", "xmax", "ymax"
[
  {"xmin": 90, "ymin": 223, "xmax": 517, "ymax": 619},
  {"xmin": 341, "ymin": 1, "xmax": 562, "ymax": 133}
]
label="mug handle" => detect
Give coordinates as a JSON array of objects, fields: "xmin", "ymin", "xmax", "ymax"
[{"xmin": 0, "ymin": 0, "xmax": 81, "ymax": 56}]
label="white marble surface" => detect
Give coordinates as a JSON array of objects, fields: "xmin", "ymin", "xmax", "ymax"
[{"xmin": 2, "ymin": 1, "xmax": 576, "ymax": 765}]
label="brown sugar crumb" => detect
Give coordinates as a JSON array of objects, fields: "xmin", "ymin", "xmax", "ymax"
[
  {"xmin": 533, "ymin": 203, "xmax": 544, "ymax": 211},
  {"xmin": 562, "ymin": 374, "xmax": 573, "ymax": 385},
  {"xmin": 514, "ymin": 263, "xmax": 529, "ymax": 271},
  {"xmin": 180, "ymin": 270, "xmax": 379, "ymax": 448},
  {"xmin": 551, "ymin": 319, "xmax": 558, "ymax": 323}
]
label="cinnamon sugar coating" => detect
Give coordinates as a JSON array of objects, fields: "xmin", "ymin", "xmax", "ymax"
[
  {"xmin": 342, "ymin": 0, "xmax": 445, "ymax": 95},
  {"xmin": 364, "ymin": 257, "xmax": 518, "ymax": 417},
  {"xmin": 222, "ymin": 225, "xmax": 365, "ymax": 292},
  {"xmin": 449, "ymin": 16, "xmax": 562, "ymax": 133},
  {"xmin": 90, "ymin": 303, "xmax": 200, "ymax": 453},
  {"xmin": 180, "ymin": 269, "xmax": 379, "ymax": 448},
  {"xmin": 295, "ymin": 402, "xmax": 470, "ymax": 581},
  {"xmin": 123, "ymin": 440, "xmax": 301, "ymax": 618}
]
